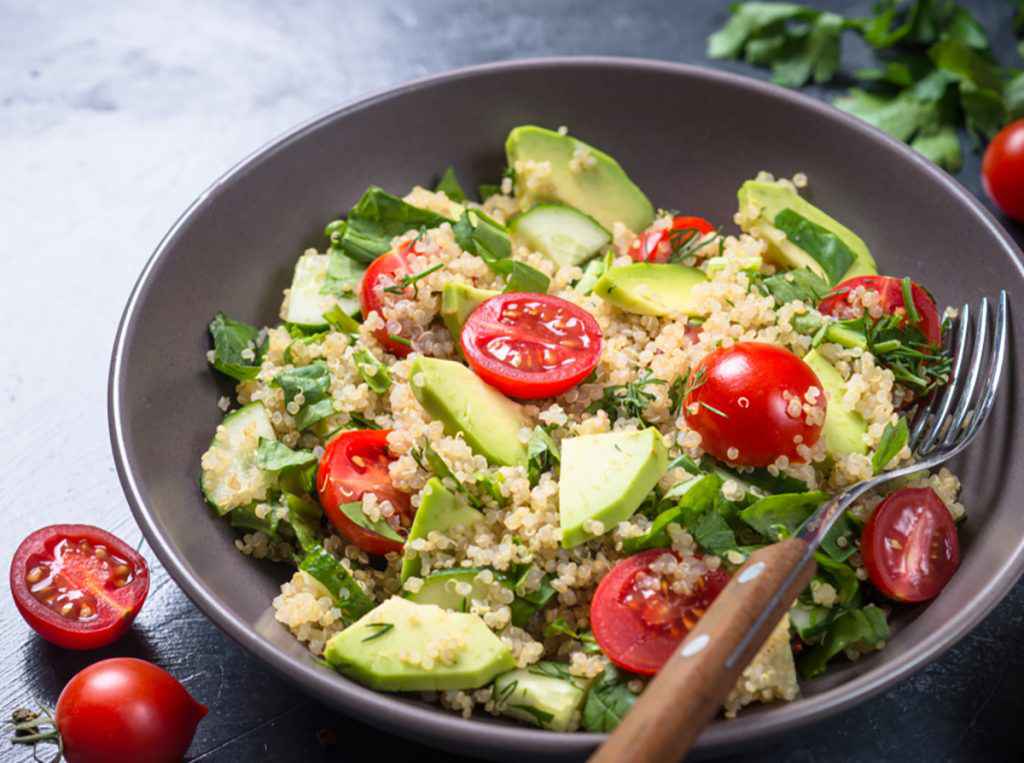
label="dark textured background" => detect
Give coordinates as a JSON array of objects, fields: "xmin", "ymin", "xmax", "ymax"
[{"xmin": 3, "ymin": 1, "xmax": 1024, "ymax": 761}]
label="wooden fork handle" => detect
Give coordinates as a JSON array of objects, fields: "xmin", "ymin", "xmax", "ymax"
[{"xmin": 589, "ymin": 539, "xmax": 816, "ymax": 763}]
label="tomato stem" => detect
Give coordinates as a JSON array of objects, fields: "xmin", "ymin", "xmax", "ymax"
[{"xmin": 8, "ymin": 706, "xmax": 62, "ymax": 763}]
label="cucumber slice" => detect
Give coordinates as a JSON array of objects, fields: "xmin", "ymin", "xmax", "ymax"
[
  {"xmin": 509, "ymin": 203, "xmax": 611, "ymax": 268},
  {"xmin": 200, "ymin": 403, "xmax": 277, "ymax": 515},
  {"xmin": 492, "ymin": 663, "xmax": 591, "ymax": 731},
  {"xmin": 406, "ymin": 567, "xmax": 493, "ymax": 611},
  {"xmin": 284, "ymin": 252, "xmax": 361, "ymax": 329}
]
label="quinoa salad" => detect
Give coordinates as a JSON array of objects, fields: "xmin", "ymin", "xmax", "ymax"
[{"xmin": 199, "ymin": 125, "xmax": 962, "ymax": 732}]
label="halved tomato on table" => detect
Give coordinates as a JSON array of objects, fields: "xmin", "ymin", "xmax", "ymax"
[
  {"xmin": 460, "ymin": 292, "xmax": 602, "ymax": 399},
  {"xmin": 590, "ymin": 549, "xmax": 730, "ymax": 675},
  {"xmin": 317, "ymin": 429, "xmax": 412, "ymax": 556},
  {"xmin": 359, "ymin": 242, "xmax": 416, "ymax": 357},
  {"xmin": 818, "ymin": 275, "xmax": 942, "ymax": 346},
  {"xmin": 628, "ymin": 215, "xmax": 715, "ymax": 263},
  {"xmin": 861, "ymin": 487, "xmax": 959, "ymax": 603},
  {"xmin": 10, "ymin": 525, "xmax": 150, "ymax": 650}
]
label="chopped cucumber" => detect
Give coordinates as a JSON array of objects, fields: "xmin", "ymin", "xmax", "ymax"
[
  {"xmin": 493, "ymin": 663, "xmax": 591, "ymax": 731},
  {"xmin": 284, "ymin": 252, "xmax": 361, "ymax": 329},
  {"xmin": 509, "ymin": 203, "xmax": 611, "ymax": 268},
  {"xmin": 200, "ymin": 403, "xmax": 277, "ymax": 515}
]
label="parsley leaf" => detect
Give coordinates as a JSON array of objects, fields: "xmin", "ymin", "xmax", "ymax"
[
  {"xmin": 772, "ymin": 209, "xmax": 855, "ymax": 284},
  {"xmin": 872, "ymin": 417, "xmax": 910, "ymax": 474},
  {"xmin": 352, "ymin": 347, "xmax": 392, "ymax": 394},
  {"xmin": 254, "ymin": 438, "xmax": 317, "ymax": 472},
  {"xmin": 582, "ymin": 665, "xmax": 638, "ymax": 733},
  {"xmin": 331, "ymin": 187, "xmax": 451, "ymax": 264},
  {"xmin": 208, "ymin": 312, "xmax": 266, "ymax": 381},
  {"xmin": 273, "ymin": 361, "xmax": 335, "ymax": 430},
  {"xmin": 337, "ymin": 500, "xmax": 403, "ymax": 543},
  {"xmin": 587, "ymin": 370, "xmax": 666, "ymax": 423},
  {"xmin": 526, "ymin": 426, "xmax": 560, "ymax": 486},
  {"xmin": 435, "ymin": 165, "xmax": 467, "ymax": 203},
  {"xmin": 757, "ymin": 268, "xmax": 831, "ymax": 305}
]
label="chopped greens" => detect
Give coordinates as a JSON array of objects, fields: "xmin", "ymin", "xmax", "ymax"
[
  {"xmin": 798, "ymin": 604, "xmax": 889, "ymax": 678},
  {"xmin": 208, "ymin": 312, "xmax": 265, "ymax": 381},
  {"xmin": 323, "ymin": 304, "xmax": 361, "ymax": 334},
  {"xmin": 587, "ymin": 370, "xmax": 666, "ymax": 423},
  {"xmin": 299, "ymin": 544, "xmax": 374, "ymax": 623},
  {"xmin": 254, "ymin": 438, "xmax": 317, "ymax": 472},
  {"xmin": 352, "ymin": 347, "xmax": 392, "ymax": 394},
  {"xmin": 273, "ymin": 361, "xmax": 335, "ymax": 430},
  {"xmin": 337, "ymin": 500, "xmax": 403, "ymax": 543},
  {"xmin": 526, "ymin": 425, "xmax": 561, "ymax": 486},
  {"xmin": 581, "ymin": 665, "xmax": 638, "ymax": 732},
  {"xmin": 872, "ymin": 417, "xmax": 910, "ymax": 474},
  {"xmin": 331, "ymin": 186, "xmax": 451, "ymax": 264},
  {"xmin": 435, "ymin": 165, "xmax": 467, "ymax": 203},
  {"xmin": 361, "ymin": 622, "xmax": 395, "ymax": 642},
  {"xmin": 756, "ymin": 267, "xmax": 831, "ymax": 305},
  {"xmin": 382, "ymin": 262, "xmax": 445, "ymax": 297},
  {"xmin": 321, "ymin": 251, "xmax": 365, "ymax": 299}
]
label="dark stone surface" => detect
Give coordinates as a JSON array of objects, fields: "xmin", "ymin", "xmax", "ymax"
[{"xmin": 2, "ymin": 1, "xmax": 1023, "ymax": 761}]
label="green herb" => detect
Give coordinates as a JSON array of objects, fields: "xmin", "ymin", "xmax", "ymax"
[
  {"xmin": 526, "ymin": 426, "xmax": 561, "ymax": 486},
  {"xmin": 494, "ymin": 678, "xmax": 518, "ymax": 706},
  {"xmin": 477, "ymin": 182, "xmax": 501, "ymax": 200},
  {"xmin": 412, "ymin": 441, "xmax": 483, "ymax": 508},
  {"xmin": 543, "ymin": 618, "xmax": 601, "ymax": 653},
  {"xmin": 666, "ymin": 453, "xmax": 702, "ymax": 475},
  {"xmin": 338, "ymin": 500, "xmax": 403, "ymax": 543},
  {"xmin": 323, "ymin": 304, "xmax": 361, "ymax": 334},
  {"xmin": 692, "ymin": 511, "xmax": 740, "ymax": 555},
  {"xmin": 502, "ymin": 260, "xmax": 551, "ymax": 294},
  {"xmin": 757, "ymin": 268, "xmax": 831, "ymax": 305},
  {"xmin": 344, "ymin": 412, "xmax": 381, "ymax": 430},
  {"xmin": 622, "ymin": 472, "xmax": 724, "ymax": 554},
  {"xmin": 799, "ymin": 604, "xmax": 889, "ymax": 678},
  {"xmin": 299, "ymin": 544, "xmax": 374, "ymax": 623},
  {"xmin": 361, "ymin": 622, "xmax": 395, "ymax": 642},
  {"xmin": 838, "ymin": 313, "xmax": 952, "ymax": 395},
  {"xmin": 699, "ymin": 401, "xmax": 729, "ymax": 418},
  {"xmin": 272, "ymin": 361, "xmax": 335, "ymax": 430},
  {"xmin": 382, "ymin": 262, "xmax": 445, "ymax": 297},
  {"xmin": 435, "ymin": 165, "xmax": 466, "ymax": 203},
  {"xmin": 229, "ymin": 503, "xmax": 281, "ymax": 537},
  {"xmin": 352, "ymin": 347, "xmax": 392, "ymax": 394},
  {"xmin": 668, "ymin": 376, "xmax": 687, "ymax": 418},
  {"xmin": 528, "ymin": 661, "xmax": 575, "ymax": 681},
  {"xmin": 587, "ymin": 370, "xmax": 666, "ymax": 423},
  {"xmin": 667, "ymin": 225, "xmax": 722, "ymax": 262},
  {"xmin": 208, "ymin": 312, "xmax": 266, "ymax": 381},
  {"xmin": 711, "ymin": 460, "xmax": 810, "ymax": 494},
  {"xmin": 509, "ymin": 704, "xmax": 556, "ymax": 727},
  {"xmin": 872, "ymin": 417, "xmax": 910, "ymax": 474},
  {"xmin": 581, "ymin": 665, "xmax": 638, "ymax": 732},
  {"xmin": 453, "ymin": 209, "xmax": 512, "ymax": 262},
  {"xmin": 254, "ymin": 438, "xmax": 317, "ymax": 472},
  {"xmin": 509, "ymin": 568, "xmax": 558, "ymax": 627},
  {"xmin": 387, "ymin": 334, "xmax": 412, "ymax": 348},
  {"xmin": 473, "ymin": 472, "xmax": 507, "ymax": 505},
  {"xmin": 321, "ymin": 251, "xmax": 366, "ymax": 299},
  {"xmin": 773, "ymin": 209, "xmax": 855, "ymax": 285},
  {"xmin": 284, "ymin": 493, "xmax": 325, "ymax": 552},
  {"xmin": 330, "ymin": 187, "xmax": 451, "ymax": 264},
  {"xmin": 739, "ymin": 491, "xmax": 829, "ymax": 539}
]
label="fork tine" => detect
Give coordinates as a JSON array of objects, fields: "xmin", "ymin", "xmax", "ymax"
[
  {"xmin": 959, "ymin": 291, "xmax": 1009, "ymax": 445},
  {"xmin": 914, "ymin": 303, "xmax": 971, "ymax": 454},
  {"xmin": 939, "ymin": 298, "xmax": 990, "ymax": 448}
]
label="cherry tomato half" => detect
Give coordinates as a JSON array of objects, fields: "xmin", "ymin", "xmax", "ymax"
[
  {"xmin": 460, "ymin": 293, "xmax": 602, "ymax": 399},
  {"xmin": 628, "ymin": 215, "xmax": 715, "ymax": 263},
  {"xmin": 359, "ymin": 242, "xmax": 415, "ymax": 357},
  {"xmin": 684, "ymin": 342, "xmax": 825, "ymax": 467},
  {"xmin": 861, "ymin": 487, "xmax": 959, "ymax": 603},
  {"xmin": 54, "ymin": 658, "xmax": 207, "ymax": 763},
  {"xmin": 818, "ymin": 275, "xmax": 942, "ymax": 346},
  {"xmin": 10, "ymin": 525, "xmax": 150, "ymax": 650},
  {"xmin": 317, "ymin": 429, "xmax": 412, "ymax": 556},
  {"xmin": 590, "ymin": 549, "xmax": 729, "ymax": 675},
  {"xmin": 982, "ymin": 118, "xmax": 1024, "ymax": 223}
]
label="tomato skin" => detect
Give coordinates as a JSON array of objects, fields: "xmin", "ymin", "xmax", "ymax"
[
  {"xmin": 317, "ymin": 429, "xmax": 412, "ymax": 556},
  {"xmin": 55, "ymin": 658, "xmax": 207, "ymax": 763},
  {"xmin": 10, "ymin": 525, "xmax": 150, "ymax": 650},
  {"xmin": 359, "ymin": 243, "xmax": 414, "ymax": 357},
  {"xmin": 818, "ymin": 275, "xmax": 942, "ymax": 346},
  {"xmin": 684, "ymin": 342, "xmax": 825, "ymax": 467},
  {"xmin": 982, "ymin": 119, "xmax": 1024, "ymax": 223},
  {"xmin": 862, "ymin": 487, "xmax": 959, "ymax": 603},
  {"xmin": 628, "ymin": 215, "xmax": 715, "ymax": 263},
  {"xmin": 590, "ymin": 549, "xmax": 729, "ymax": 675},
  {"xmin": 460, "ymin": 293, "xmax": 602, "ymax": 399}
]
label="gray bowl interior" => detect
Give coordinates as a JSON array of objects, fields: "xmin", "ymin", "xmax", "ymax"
[{"xmin": 110, "ymin": 58, "xmax": 1024, "ymax": 760}]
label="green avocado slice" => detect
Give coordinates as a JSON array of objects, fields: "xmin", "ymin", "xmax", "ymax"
[
  {"xmin": 594, "ymin": 263, "xmax": 707, "ymax": 317},
  {"xmin": 400, "ymin": 478, "xmax": 483, "ymax": 582},
  {"xmin": 803, "ymin": 349, "xmax": 868, "ymax": 457}
]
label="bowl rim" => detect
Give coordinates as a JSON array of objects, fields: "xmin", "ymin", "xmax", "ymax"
[{"xmin": 108, "ymin": 55, "xmax": 1024, "ymax": 757}]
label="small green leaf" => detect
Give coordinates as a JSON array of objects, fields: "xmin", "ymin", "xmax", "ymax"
[
  {"xmin": 526, "ymin": 426, "xmax": 560, "ymax": 486},
  {"xmin": 353, "ymin": 347, "xmax": 391, "ymax": 395},
  {"xmin": 273, "ymin": 360, "xmax": 335, "ymax": 431},
  {"xmin": 323, "ymin": 304, "xmax": 361, "ymax": 334},
  {"xmin": 581, "ymin": 665, "xmax": 638, "ymax": 732},
  {"xmin": 338, "ymin": 500, "xmax": 403, "ymax": 543},
  {"xmin": 435, "ymin": 165, "xmax": 467, "ymax": 203},
  {"xmin": 254, "ymin": 438, "xmax": 317, "ymax": 472},
  {"xmin": 333, "ymin": 187, "xmax": 451, "ymax": 264},
  {"xmin": 872, "ymin": 417, "xmax": 909, "ymax": 474},
  {"xmin": 208, "ymin": 312, "xmax": 265, "ymax": 381}
]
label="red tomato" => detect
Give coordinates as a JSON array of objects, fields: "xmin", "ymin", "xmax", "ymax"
[
  {"xmin": 590, "ymin": 549, "xmax": 730, "ymax": 675},
  {"xmin": 10, "ymin": 525, "xmax": 150, "ymax": 650},
  {"xmin": 359, "ymin": 242, "xmax": 415, "ymax": 357},
  {"xmin": 460, "ymin": 293, "xmax": 602, "ymax": 399},
  {"xmin": 53, "ymin": 658, "xmax": 207, "ymax": 763},
  {"xmin": 818, "ymin": 275, "xmax": 942, "ymax": 346},
  {"xmin": 684, "ymin": 342, "xmax": 825, "ymax": 467},
  {"xmin": 982, "ymin": 119, "xmax": 1024, "ymax": 222},
  {"xmin": 317, "ymin": 429, "xmax": 412, "ymax": 555},
  {"xmin": 861, "ymin": 487, "xmax": 959, "ymax": 603},
  {"xmin": 628, "ymin": 215, "xmax": 715, "ymax": 263}
]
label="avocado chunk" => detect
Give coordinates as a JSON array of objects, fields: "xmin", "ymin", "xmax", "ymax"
[
  {"xmin": 505, "ymin": 126, "xmax": 654, "ymax": 233},
  {"xmin": 594, "ymin": 263, "xmax": 707, "ymax": 317},
  {"xmin": 406, "ymin": 567, "xmax": 492, "ymax": 610},
  {"xmin": 408, "ymin": 357, "xmax": 529, "ymax": 467},
  {"xmin": 492, "ymin": 663, "xmax": 591, "ymax": 731},
  {"xmin": 737, "ymin": 180, "xmax": 877, "ymax": 285},
  {"xmin": 803, "ymin": 349, "xmax": 868, "ymax": 456},
  {"xmin": 559, "ymin": 428, "xmax": 668, "ymax": 548},
  {"xmin": 324, "ymin": 597, "xmax": 515, "ymax": 692},
  {"xmin": 508, "ymin": 203, "xmax": 611, "ymax": 268},
  {"xmin": 401, "ymin": 478, "xmax": 484, "ymax": 582},
  {"xmin": 441, "ymin": 282, "xmax": 500, "ymax": 345}
]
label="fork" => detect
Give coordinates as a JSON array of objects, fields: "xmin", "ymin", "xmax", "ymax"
[{"xmin": 590, "ymin": 292, "xmax": 1009, "ymax": 763}]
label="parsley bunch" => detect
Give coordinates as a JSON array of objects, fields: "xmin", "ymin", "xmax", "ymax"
[
  {"xmin": 709, "ymin": 1, "xmax": 1024, "ymax": 171},
  {"xmin": 587, "ymin": 370, "xmax": 666, "ymax": 423}
]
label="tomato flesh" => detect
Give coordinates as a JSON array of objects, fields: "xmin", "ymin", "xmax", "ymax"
[
  {"xmin": 684, "ymin": 342, "xmax": 825, "ymax": 467},
  {"xmin": 861, "ymin": 487, "xmax": 959, "ymax": 603},
  {"xmin": 629, "ymin": 215, "xmax": 715, "ymax": 263},
  {"xmin": 818, "ymin": 275, "xmax": 942, "ymax": 346},
  {"xmin": 10, "ymin": 525, "xmax": 149, "ymax": 650},
  {"xmin": 317, "ymin": 429, "xmax": 412, "ymax": 556},
  {"xmin": 590, "ymin": 549, "xmax": 729, "ymax": 675},
  {"xmin": 982, "ymin": 118, "xmax": 1024, "ymax": 223},
  {"xmin": 460, "ymin": 293, "xmax": 602, "ymax": 399},
  {"xmin": 55, "ymin": 658, "xmax": 207, "ymax": 763},
  {"xmin": 359, "ymin": 242, "xmax": 415, "ymax": 357}
]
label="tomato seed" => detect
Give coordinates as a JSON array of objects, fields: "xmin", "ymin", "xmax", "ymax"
[
  {"xmin": 26, "ymin": 566, "xmax": 46, "ymax": 584},
  {"xmin": 94, "ymin": 546, "xmax": 108, "ymax": 560},
  {"xmin": 79, "ymin": 604, "xmax": 94, "ymax": 619},
  {"xmin": 60, "ymin": 602, "xmax": 76, "ymax": 617}
]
